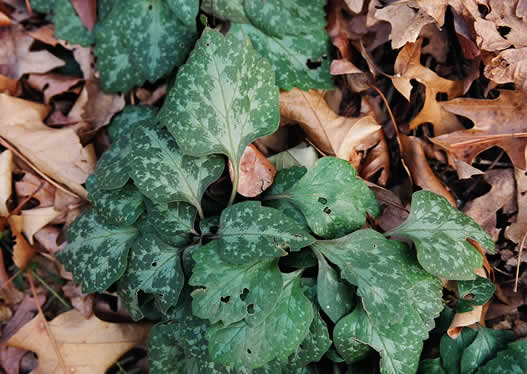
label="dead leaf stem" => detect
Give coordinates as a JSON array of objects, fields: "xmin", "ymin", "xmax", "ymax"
[{"xmin": 514, "ymin": 231, "xmax": 527, "ymax": 293}]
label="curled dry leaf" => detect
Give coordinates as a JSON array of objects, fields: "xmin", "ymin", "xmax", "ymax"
[
  {"xmin": 34, "ymin": 226, "xmax": 65, "ymax": 254},
  {"xmin": 15, "ymin": 172, "xmax": 56, "ymax": 208},
  {"xmin": 506, "ymin": 168, "xmax": 527, "ymax": 244},
  {"xmin": 6, "ymin": 309, "xmax": 152, "ymax": 374},
  {"xmin": 463, "ymin": 169, "xmax": 516, "ymax": 241},
  {"xmin": 1, "ymin": 295, "xmax": 46, "ymax": 343},
  {"xmin": 433, "ymin": 89, "xmax": 527, "ymax": 170},
  {"xmin": 280, "ymin": 88, "xmax": 390, "ymax": 184},
  {"xmin": 484, "ymin": 47, "xmax": 527, "ymax": 93},
  {"xmin": 21, "ymin": 206, "xmax": 63, "ymax": 245},
  {"xmin": 0, "ymin": 94, "xmax": 96, "ymax": 198},
  {"xmin": 229, "ymin": 144, "xmax": 277, "ymax": 198},
  {"xmin": 8, "ymin": 215, "xmax": 36, "ymax": 269},
  {"xmin": 0, "ymin": 75, "xmax": 19, "ymax": 95},
  {"xmin": 0, "ymin": 150, "xmax": 12, "ymax": 216},
  {"xmin": 0, "ymin": 346, "xmax": 27, "ymax": 374},
  {"xmin": 26, "ymin": 74, "xmax": 83, "ymax": 104}
]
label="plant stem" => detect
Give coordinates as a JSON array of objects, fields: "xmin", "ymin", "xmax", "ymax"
[
  {"xmin": 228, "ymin": 163, "xmax": 239, "ymax": 207},
  {"xmin": 196, "ymin": 203, "xmax": 205, "ymax": 221},
  {"xmin": 31, "ymin": 269, "xmax": 72, "ymax": 310}
]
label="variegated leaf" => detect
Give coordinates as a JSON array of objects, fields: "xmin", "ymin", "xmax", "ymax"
[
  {"xmin": 478, "ymin": 340, "xmax": 527, "ymax": 373},
  {"xmin": 267, "ymin": 157, "xmax": 379, "ymax": 239},
  {"xmin": 145, "ymin": 199, "xmax": 198, "ymax": 238},
  {"xmin": 216, "ymin": 201, "xmax": 315, "ymax": 264},
  {"xmin": 108, "ymin": 105, "xmax": 157, "ymax": 141},
  {"xmin": 158, "ymin": 29, "xmax": 279, "ymax": 189},
  {"xmin": 200, "ymin": 0, "xmax": 250, "ymax": 23},
  {"xmin": 118, "ymin": 233, "xmax": 184, "ymax": 320},
  {"xmin": 388, "ymin": 190, "xmax": 495, "ymax": 280},
  {"xmin": 95, "ymin": 0, "xmax": 198, "ymax": 92},
  {"xmin": 189, "ymin": 241, "xmax": 282, "ymax": 326},
  {"xmin": 86, "ymin": 175, "xmax": 144, "ymax": 226},
  {"xmin": 57, "ymin": 210, "xmax": 138, "ymax": 293},
  {"xmin": 129, "ymin": 121, "xmax": 224, "ymax": 215},
  {"xmin": 206, "ymin": 271, "xmax": 314, "ymax": 368},
  {"xmin": 456, "ymin": 276, "xmax": 495, "ymax": 313}
]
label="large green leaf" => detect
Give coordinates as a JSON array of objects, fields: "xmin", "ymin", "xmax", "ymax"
[
  {"xmin": 189, "ymin": 241, "xmax": 283, "ymax": 325},
  {"xmin": 129, "ymin": 121, "xmax": 224, "ymax": 216},
  {"xmin": 118, "ymin": 233, "xmax": 184, "ymax": 320},
  {"xmin": 57, "ymin": 210, "xmax": 138, "ymax": 293},
  {"xmin": 460, "ymin": 327, "xmax": 514, "ymax": 374},
  {"xmin": 86, "ymin": 175, "xmax": 144, "ymax": 226},
  {"xmin": 206, "ymin": 271, "xmax": 314, "ymax": 368},
  {"xmin": 267, "ymin": 157, "xmax": 379, "ymax": 239},
  {"xmin": 158, "ymin": 28, "xmax": 279, "ymax": 190},
  {"xmin": 216, "ymin": 201, "xmax": 315, "ymax": 264},
  {"xmin": 313, "ymin": 249, "xmax": 355, "ymax": 323},
  {"xmin": 477, "ymin": 340, "xmax": 527, "ymax": 373},
  {"xmin": 440, "ymin": 328, "xmax": 478, "ymax": 374},
  {"xmin": 388, "ymin": 190, "xmax": 495, "ymax": 280},
  {"xmin": 456, "ymin": 276, "xmax": 495, "ymax": 313},
  {"xmin": 95, "ymin": 0, "xmax": 198, "ymax": 92}
]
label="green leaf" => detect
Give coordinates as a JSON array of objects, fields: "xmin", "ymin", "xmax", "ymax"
[
  {"xmin": 57, "ymin": 210, "xmax": 138, "ymax": 293},
  {"xmin": 460, "ymin": 327, "xmax": 515, "ymax": 374},
  {"xmin": 287, "ymin": 306, "xmax": 332, "ymax": 369},
  {"xmin": 419, "ymin": 358, "xmax": 447, "ymax": 374},
  {"xmin": 216, "ymin": 201, "xmax": 315, "ymax": 264},
  {"xmin": 95, "ymin": 0, "xmax": 198, "ymax": 92},
  {"xmin": 129, "ymin": 121, "xmax": 224, "ymax": 215},
  {"xmin": 388, "ymin": 190, "xmax": 495, "ymax": 280},
  {"xmin": 158, "ymin": 29, "xmax": 279, "ymax": 184},
  {"xmin": 244, "ymin": 0, "xmax": 326, "ymax": 37},
  {"xmin": 477, "ymin": 340, "xmax": 527, "ymax": 373},
  {"xmin": 200, "ymin": 0, "xmax": 250, "ymax": 23},
  {"xmin": 268, "ymin": 157, "xmax": 379, "ymax": 239},
  {"xmin": 30, "ymin": 0, "xmax": 53, "ymax": 13},
  {"xmin": 440, "ymin": 328, "xmax": 478, "ymax": 374},
  {"xmin": 117, "ymin": 233, "xmax": 184, "ymax": 320},
  {"xmin": 206, "ymin": 271, "xmax": 314, "ymax": 368},
  {"xmin": 229, "ymin": 23, "xmax": 332, "ymax": 91},
  {"xmin": 86, "ymin": 175, "xmax": 144, "ymax": 226},
  {"xmin": 456, "ymin": 276, "xmax": 495, "ymax": 313},
  {"xmin": 148, "ymin": 322, "xmax": 188, "ymax": 374},
  {"xmin": 108, "ymin": 105, "xmax": 157, "ymax": 141},
  {"xmin": 313, "ymin": 249, "xmax": 355, "ymax": 323},
  {"xmin": 145, "ymin": 199, "xmax": 198, "ymax": 238},
  {"xmin": 189, "ymin": 241, "xmax": 283, "ymax": 325},
  {"xmin": 279, "ymin": 249, "xmax": 317, "ymax": 269}
]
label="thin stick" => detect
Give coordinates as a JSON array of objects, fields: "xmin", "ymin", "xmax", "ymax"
[
  {"xmin": 27, "ymin": 271, "xmax": 68, "ymax": 373},
  {"xmin": 0, "ymin": 268, "xmax": 21, "ymax": 292},
  {"xmin": 31, "ymin": 269, "xmax": 72, "ymax": 310},
  {"xmin": 513, "ymin": 231, "xmax": 527, "ymax": 292},
  {"xmin": 10, "ymin": 182, "xmax": 44, "ymax": 216},
  {"xmin": 25, "ymin": 0, "xmax": 32, "ymax": 14}
]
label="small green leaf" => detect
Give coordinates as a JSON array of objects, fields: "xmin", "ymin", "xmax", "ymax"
[
  {"xmin": 216, "ymin": 201, "xmax": 315, "ymax": 264},
  {"xmin": 108, "ymin": 105, "xmax": 157, "ymax": 141},
  {"xmin": 189, "ymin": 241, "xmax": 283, "ymax": 325},
  {"xmin": 269, "ymin": 157, "xmax": 379, "ymax": 239},
  {"xmin": 440, "ymin": 328, "xmax": 478, "ymax": 374},
  {"xmin": 118, "ymin": 233, "xmax": 184, "ymax": 320},
  {"xmin": 333, "ymin": 305, "xmax": 374, "ymax": 364},
  {"xmin": 460, "ymin": 327, "xmax": 515, "ymax": 374},
  {"xmin": 95, "ymin": 0, "xmax": 198, "ymax": 92},
  {"xmin": 456, "ymin": 276, "xmax": 495, "ymax": 313},
  {"xmin": 145, "ymin": 199, "xmax": 198, "ymax": 238},
  {"xmin": 130, "ymin": 121, "xmax": 224, "ymax": 214},
  {"xmin": 388, "ymin": 190, "xmax": 495, "ymax": 280},
  {"xmin": 313, "ymin": 249, "xmax": 355, "ymax": 323},
  {"xmin": 57, "ymin": 210, "xmax": 138, "ymax": 293},
  {"xmin": 206, "ymin": 271, "xmax": 314, "ymax": 368},
  {"xmin": 477, "ymin": 339, "xmax": 527, "ymax": 373},
  {"xmin": 86, "ymin": 175, "xmax": 144, "ymax": 226},
  {"xmin": 158, "ymin": 29, "xmax": 279, "ymax": 183}
]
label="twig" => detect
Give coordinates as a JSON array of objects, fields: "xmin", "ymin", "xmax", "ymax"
[
  {"xmin": 31, "ymin": 268, "xmax": 72, "ymax": 310},
  {"xmin": 25, "ymin": 0, "xmax": 32, "ymax": 14},
  {"xmin": 10, "ymin": 182, "xmax": 45, "ymax": 216},
  {"xmin": 513, "ymin": 231, "xmax": 527, "ymax": 292},
  {"xmin": 0, "ymin": 268, "xmax": 21, "ymax": 292}
]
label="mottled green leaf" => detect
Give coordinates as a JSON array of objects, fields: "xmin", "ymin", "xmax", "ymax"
[
  {"xmin": 333, "ymin": 305, "xmax": 375, "ymax": 364},
  {"xmin": 216, "ymin": 201, "xmax": 315, "ymax": 264},
  {"xmin": 189, "ymin": 241, "xmax": 282, "ymax": 325},
  {"xmin": 419, "ymin": 358, "xmax": 447, "ymax": 374},
  {"xmin": 287, "ymin": 306, "xmax": 331, "ymax": 369},
  {"xmin": 145, "ymin": 199, "xmax": 198, "ymax": 238},
  {"xmin": 108, "ymin": 105, "xmax": 157, "ymax": 141},
  {"xmin": 95, "ymin": 0, "xmax": 198, "ymax": 92},
  {"xmin": 460, "ymin": 327, "xmax": 514, "ymax": 374},
  {"xmin": 268, "ymin": 157, "xmax": 379, "ymax": 239},
  {"xmin": 206, "ymin": 271, "xmax": 314, "ymax": 368},
  {"xmin": 158, "ymin": 29, "xmax": 279, "ymax": 184},
  {"xmin": 244, "ymin": 0, "xmax": 326, "ymax": 37},
  {"xmin": 440, "ymin": 328, "xmax": 478, "ymax": 374},
  {"xmin": 130, "ymin": 121, "xmax": 224, "ymax": 214},
  {"xmin": 229, "ymin": 23, "xmax": 332, "ymax": 91},
  {"xmin": 118, "ymin": 233, "xmax": 184, "ymax": 320},
  {"xmin": 477, "ymin": 340, "xmax": 527, "ymax": 373},
  {"xmin": 148, "ymin": 322, "xmax": 188, "ymax": 374},
  {"xmin": 30, "ymin": 0, "xmax": 53, "ymax": 13},
  {"xmin": 388, "ymin": 190, "xmax": 495, "ymax": 280},
  {"xmin": 200, "ymin": 0, "xmax": 250, "ymax": 23},
  {"xmin": 86, "ymin": 175, "xmax": 144, "ymax": 226},
  {"xmin": 57, "ymin": 210, "xmax": 138, "ymax": 293},
  {"xmin": 456, "ymin": 276, "xmax": 495, "ymax": 313},
  {"xmin": 313, "ymin": 249, "xmax": 355, "ymax": 323},
  {"xmin": 199, "ymin": 215, "xmax": 220, "ymax": 236}
]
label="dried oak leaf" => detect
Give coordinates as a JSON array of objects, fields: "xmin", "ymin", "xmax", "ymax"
[
  {"xmin": 8, "ymin": 215, "xmax": 36, "ymax": 269},
  {"xmin": 280, "ymin": 88, "xmax": 389, "ymax": 184},
  {"xmin": 229, "ymin": 144, "xmax": 277, "ymax": 198},
  {"xmin": 15, "ymin": 172, "xmax": 56, "ymax": 208},
  {"xmin": 0, "ymin": 26, "xmax": 64, "ymax": 80},
  {"xmin": 0, "ymin": 94, "xmax": 96, "ymax": 198},
  {"xmin": 0, "ymin": 149, "xmax": 12, "ymax": 216},
  {"xmin": 0, "ymin": 75, "xmax": 19, "ymax": 95},
  {"xmin": 392, "ymin": 38, "xmax": 468, "ymax": 135},
  {"xmin": 484, "ymin": 47, "xmax": 527, "ymax": 93},
  {"xmin": 432, "ymin": 89, "xmax": 527, "ymax": 170},
  {"xmin": 6, "ymin": 309, "xmax": 151, "ymax": 374},
  {"xmin": 26, "ymin": 74, "xmax": 83, "ymax": 104},
  {"xmin": 506, "ymin": 167, "xmax": 527, "ymax": 244}
]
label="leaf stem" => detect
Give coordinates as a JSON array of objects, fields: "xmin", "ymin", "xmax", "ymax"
[
  {"xmin": 31, "ymin": 269, "xmax": 72, "ymax": 310},
  {"xmin": 196, "ymin": 203, "xmax": 205, "ymax": 221},
  {"xmin": 228, "ymin": 162, "xmax": 239, "ymax": 207}
]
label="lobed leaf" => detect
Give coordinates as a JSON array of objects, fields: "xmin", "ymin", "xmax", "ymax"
[
  {"xmin": 145, "ymin": 199, "xmax": 198, "ymax": 238},
  {"xmin": 477, "ymin": 340, "xmax": 527, "ymax": 373}
]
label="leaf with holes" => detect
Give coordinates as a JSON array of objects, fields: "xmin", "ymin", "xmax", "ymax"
[
  {"xmin": 57, "ymin": 210, "xmax": 138, "ymax": 293},
  {"xmin": 117, "ymin": 233, "xmax": 185, "ymax": 321},
  {"xmin": 158, "ymin": 29, "xmax": 279, "ymax": 190},
  {"xmin": 129, "ymin": 121, "xmax": 224, "ymax": 215},
  {"xmin": 216, "ymin": 201, "xmax": 315, "ymax": 264},
  {"xmin": 267, "ymin": 158, "xmax": 379, "ymax": 239},
  {"xmin": 189, "ymin": 240, "xmax": 282, "ymax": 326},
  {"xmin": 206, "ymin": 271, "xmax": 314, "ymax": 368},
  {"xmin": 388, "ymin": 190, "xmax": 495, "ymax": 280},
  {"xmin": 456, "ymin": 276, "xmax": 495, "ymax": 313},
  {"xmin": 95, "ymin": 0, "xmax": 198, "ymax": 92}
]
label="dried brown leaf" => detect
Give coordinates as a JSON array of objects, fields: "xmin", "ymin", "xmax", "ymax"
[
  {"xmin": 15, "ymin": 172, "xmax": 55, "ymax": 208},
  {"xmin": 506, "ymin": 168, "xmax": 527, "ymax": 243},
  {"xmin": 484, "ymin": 47, "xmax": 527, "ymax": 93},
  {"xmin": 26, "ymin": 74, "xmax": 83, "ymax": 104},
  {"xmin": 1, "ymin": 295, "xmax": 46, "ymax": 343},
  {"xmin": 62, "ymin": 282, "xmax": 94, "ymax": 318},
  {"xmin": 8, "ymin": 215, "xmax": 36, "ymax": 269},
  {"xmin": 0, "ymin": 150, "xmax": 12, "ymax": 217}
]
